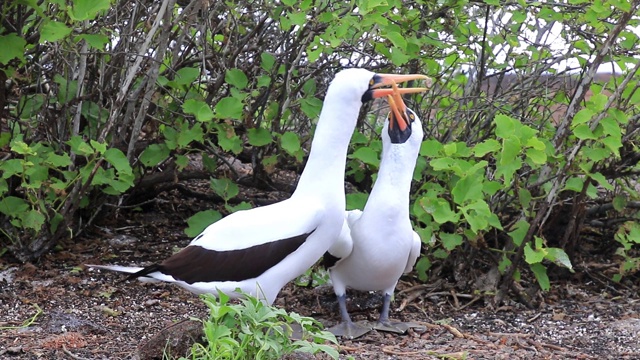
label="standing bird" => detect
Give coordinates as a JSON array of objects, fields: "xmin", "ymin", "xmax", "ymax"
[
  {"xmin": 88, "ymin": 69, "xmax": 429, "ymax": 305},
  {"xmin": 325, "ymin": 87, "xmax": 424, "ymax": 338}
]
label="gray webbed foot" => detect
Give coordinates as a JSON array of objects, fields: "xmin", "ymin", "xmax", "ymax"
[
  {"xmin": 373, "ymin": 320, "xmax": 426, "ymax": 334},
  {"xmin": 327, "ymin": 320, "xmax": 372, "ymax": 339}
]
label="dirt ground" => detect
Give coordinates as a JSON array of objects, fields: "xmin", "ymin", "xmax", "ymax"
[{"xmin": 1, "ymin": 182, "xmax": 639, "ymax": 360}]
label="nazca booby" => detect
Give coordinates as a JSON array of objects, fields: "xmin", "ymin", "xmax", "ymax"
[
  {"xmin": 325, "ymin": 87, "xmax": 424, "ymax": 338},
  {"xmin": 88, "ymin": 69, "xmax": 429, "ymax": 305}
]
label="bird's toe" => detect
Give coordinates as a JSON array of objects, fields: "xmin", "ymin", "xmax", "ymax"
[
  {"xmin": 327, "ymin": 320, "xmax": 372, "ymax": 339},
  {"xmin": 373, "ymin": 320, "xmax": 425, "ymax": 334}
]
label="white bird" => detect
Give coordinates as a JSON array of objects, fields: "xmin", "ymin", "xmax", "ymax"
[
  {"xmin": 325, "ymin": 87, "xmax": 424, "ymax": 338},
  {"xmin": 88, "ymin": 69, "xmax": 429, "ymax": 305}
]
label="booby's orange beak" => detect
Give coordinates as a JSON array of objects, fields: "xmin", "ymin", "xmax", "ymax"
[
  {"xmin": 386, "ymin": 79, "xmax": 418, "ymax": 144},
  {"xmin": 366, "ymin": 73, "xmax": 431, "ymax": 99},
  {"xmin": 387, "ymin": 80, "xmax": 410, "ymax": 132}
]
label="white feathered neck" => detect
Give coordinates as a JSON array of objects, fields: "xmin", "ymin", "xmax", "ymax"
[
  {"xmin": 293, "ymin": 69, "xmax": 373, "ymax": 198},
  {"xmin": 362, "ymin": 116, "xmax": 423, "ymax": 220}
]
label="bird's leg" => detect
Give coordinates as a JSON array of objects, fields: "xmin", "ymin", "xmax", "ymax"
[
  {"xmin": 373, "ymin": 293, "xmax": 425, "ymax": 334},
  {"xmin": 326, "ymin": 294, "xmax": 372, "ymax": 339}
]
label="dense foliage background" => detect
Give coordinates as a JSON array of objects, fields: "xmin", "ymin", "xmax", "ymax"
[{"xmin": 1, "ymin": 0, "xmax": 639, "ymax": 303}]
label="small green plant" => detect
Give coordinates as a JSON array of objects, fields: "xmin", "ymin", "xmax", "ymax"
[
  {"xmin": 295, "ymin": 266, "xmax": 331, "ymax": 287},
  {"xmin": 179, "ymin": 291, "xmax": 339, "ymax": 360},
  {"xmin": 0, "ymin": 303, "xmax": 42, "ymax": 330},
  {"xmin": 613, "ymin": 221, "xmax": 640, "ymax": 282}
]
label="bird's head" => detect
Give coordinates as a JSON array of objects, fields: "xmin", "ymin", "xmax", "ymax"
[{"xmin": 330, "ymin": 68, "xmax": 430, "ymax": 104}]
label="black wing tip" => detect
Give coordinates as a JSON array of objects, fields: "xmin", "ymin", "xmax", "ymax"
[{"xmin": 121, "ymin": 264, "xmax": 163, "ymax": 283}]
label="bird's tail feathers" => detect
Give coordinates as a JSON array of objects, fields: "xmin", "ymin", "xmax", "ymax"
[
  {"xmin": 86, "ymin": 264, "xmax": 144, "ymax": 274},
  {"xmin": 86, "ymin": 264, "xmax": 163, "ymax": 283}
]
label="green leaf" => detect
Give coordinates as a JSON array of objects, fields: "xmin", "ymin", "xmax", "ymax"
[
  {"xmin": 494, "ymin": 114, "xmax": 516, "ymax": 139},
  {"xmin": 573, "ymin": 124, "xmax": 596, "ymax": 139},
  {"xmin": 451, "ymin": 174, "xmax": 483, "ymax": 204},
  {"xmin": 498, "ymin": 255, "xmax": 512, "ymax": 274},
  {"xmin": 175, "ymin": 154, "xmax": 189, "ymax": 170},
  {"xmin": 185, "ymin": 210, "xmax": 223, "ymax": 238},
  {"xmin": 90, "ymin": 140, "xmax": 107, "ymax": 154},
  {"xmin": 572, "ymin": 108, "xmax": 594, "ymax": 126},
  {"xmin": 214, "ymin": 97, "xmax": 244, "ymax": 120},
  {"xmin": 589, "ymin": 172, "xmax": 614, "ymax": 190},
  {"xmin": 483, "ymin": 180, "xmax": 502, "ymax": 196},
  {"xmin": 518, "ymin": 188, "xmax": 532, "ymax": 210},
  {"xmin": 508, "ymin": 220, "xmax": 530, "ymax": 246},
  {"xmin": 420, "ymin": 139, "xmax": 443, "ymax": 157},
  {"xmin": 22, "ymin": 210, "xmax": 46, "ymax": 231},
  {"xmin": 440, "ymin": 233, "xmax": 463, "ymax": 251},
  {"xmin": 415, "ymin": 257, "xmax": 431, "ymax": 282},
  {"xmin": 299, "ymin": 97, "xmax": 323, "ymax": 119},
  {"xmin": 385, "ymin": 31, "xmax": 407, "ymax": 49},
  {"xmin": 419, "ymin": 196, "xmax": 458, "ymax": 224},
  {"xmin": 346, "ymin": 192, "xmax": 368, "ymax": 210},
  {"xmin": 0, "ymin": 196, "xmax": 29, "ymax": 216},
  {"xmin": 256, "ymin": 75, "xmax": 271, "ymax": 88},
  {"xmin": 500, "ymin": 136, "xmax": 521, "ymax": 164},
  {"xmin": 524, "ymin": 243, "xmax": 546, "ymax": 264},
  {"xmin": 54, "ymin": 74, "xmax": 78, "ymax": 105},
  {"xmin": 588, "ymin": 93, "xmax": 607, "ymax": 112},
  {"xmin": 225, "ymin": 69, "xmax": 249, "ymax": 89},
  {"xmin": 210, "ymin": 178, "xmax": 239, "ymax": 201},
  {"xmin": 10, "ymin": 140, "xmax": 35, "ymax": 155},
  {"xmin": 0, "ymin": 132, "xmax": 10, "ymax": 148},
  {"xmin": 25, "ymin": 165, "xmax": 48, "ymax": 187},
  {"xmin": 260, "ymin": 53, "xmax": 276, "ymax": 71},
  {"xmin": 139, "ymin": 144, "xmax": 170, "ymax": 167},
  {"xmin": 530, "ymin": 263, "xmax": 550, "ymax": 291},
  {"xmin": 1, "ymin": 159, "xmax": 24, "ymax": 179},
  {"xmin": 525, "ymin": 137, "xmax": 546, "ymax": 151},
  {"xmin": 76, "ymin": 34, "xmax": 109, "ymax": 49},
  {"xmin": 40, "ymin": 21, "xmax": 72, "ymax": 43},
  {"xmin": 546, "ymin": 248, "xmax": 574, "ymax": 271},
  {"xmin": 226, "ymin": 201, "xmax": 252, "ymax": 213},
  {"xmin": 350, "ymin": 147, "xmax": 379, "ymax": 167},
  {"xmin": 67, "ymin": 136, "xmax": 95, "ymax": 156},
  {"xmin": 202, "ymin": 154, "xmax": 217, "ymax": 172},
  {"xmin": 0, "ymin": 34, "xmax": 27, "ymax": 65},
  {"xmin": 104, "ymin": 148, "xmax": 132, "ymax": 175},
  {"xmin": 612, "ymin": 195, "xmax": 626, "ymax": 212},
  {"xmin": 215, "ymin": 124, "xmax": 243, "ymax": 154},
  {"xmin": 610, "ymin": 0, "xmax": 631, "ymax": 11},
  {"xmin": 16, "ymin": 94, "xmax": 46, "ymax": 119},
  {"xmin": 247, "ymin": 128, "xmax": 273, "ymax": 147},
  {"xmin": 526, "ymin": 148, "xmax": 547, "ymax": 164},
  {"xmin": 473, "ymin": 139, "xmax": 500, "ymax": 157},
  {"xmin": 280, "ymin": 131, "xmax": 301, "ymax": 155},
  {"xmin": 601, "ymin": 136, "xmax": 622, "ymax": 157},
  {"xmin": 45, "ymin": 152, "xmax": 71, "ymax": 167},
  {"xmin": 177, "ymin": 123, "xmax": 204, "ymax": 148},
  {"xmin": 389, "ymin": 47, "xmax": 410, "ymax": 66},
  {"xmin": 288, "ymin": 11, "xmax": 307, "ymax": 26},
  {"xmin": 174, "ymin": 67, "xmax": 200, "ymax": 86},
  {"xmin": 183, "ymin": 99, "xmax": 214, "ymax": 122},
  {"xmin": 460, "ymin": 200, "xmax": 492, "ymax": 233},
  {"xmin": 68, "ymin": 0, "xmax": 111, "ymax": 21}
]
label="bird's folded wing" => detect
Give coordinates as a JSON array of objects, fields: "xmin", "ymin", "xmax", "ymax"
[
  {"xmin": 140, "ymin": 197, "xmax": 327, "ymax": 284},
  {"xmin": 191, "ymin": 197, "xmax": 324, "ymax": 251}
]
